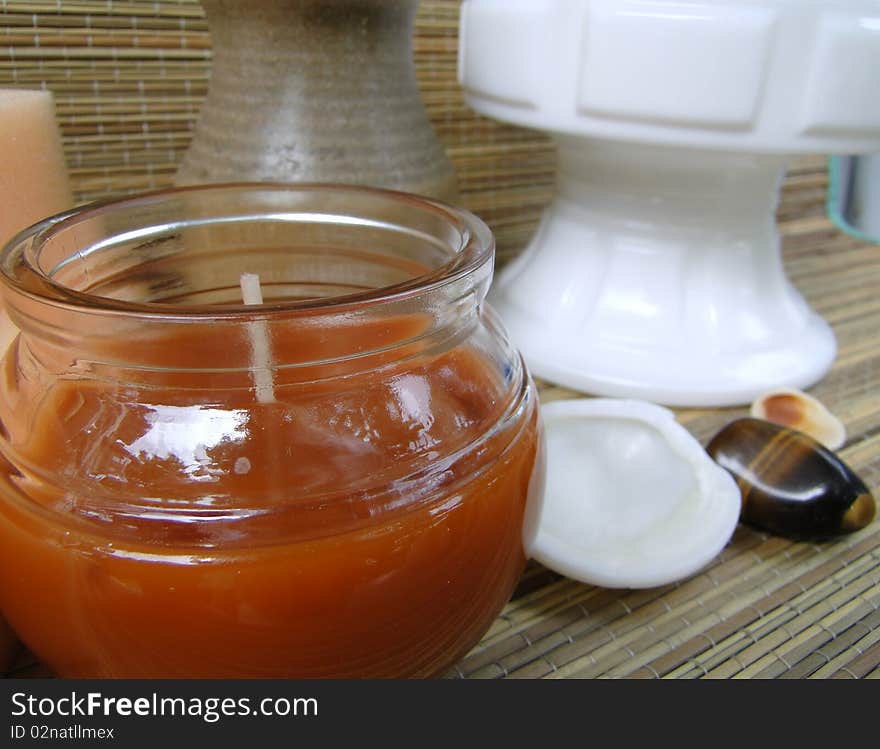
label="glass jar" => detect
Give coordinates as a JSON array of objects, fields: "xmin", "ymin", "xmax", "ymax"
[{"xmin": 0, "ymin": 184, "xmax": 544, "ymax": 678}]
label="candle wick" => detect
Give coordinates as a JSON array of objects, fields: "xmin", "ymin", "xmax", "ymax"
[{"xmin": 239, "ymin": 273, "xmax": 276, "ymax": 404}]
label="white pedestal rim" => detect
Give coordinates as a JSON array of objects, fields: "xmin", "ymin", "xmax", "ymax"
[{"xmin": 490, "ymin": 290, "xmax": 837, "ymax": 407}]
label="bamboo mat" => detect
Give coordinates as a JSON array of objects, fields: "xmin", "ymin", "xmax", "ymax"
[{"xmin": 2, "ymin": 1, "xmax": 879, "ymax": 679}]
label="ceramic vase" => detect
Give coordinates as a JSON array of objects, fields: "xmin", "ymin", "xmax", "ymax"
[{"xmin": 177, "ymin": 0, "xmax": 457, "ymax": 201}]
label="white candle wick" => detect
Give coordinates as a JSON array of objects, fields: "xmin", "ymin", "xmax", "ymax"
[{"xmin": 239, "ymin": 273, "xmax": 275, "ymax": 404}]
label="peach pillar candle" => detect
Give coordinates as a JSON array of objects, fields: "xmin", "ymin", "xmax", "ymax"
[{"xmin": 0, "ymin": 89, "xmax": 73, "ymax": 354}]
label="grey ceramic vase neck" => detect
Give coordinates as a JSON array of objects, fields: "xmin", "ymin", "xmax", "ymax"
[{"xmin": 176, "ymin": 0, "xmax": 458, "ymax": 202}]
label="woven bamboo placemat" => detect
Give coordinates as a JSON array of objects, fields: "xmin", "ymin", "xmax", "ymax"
[{"xmin": 1, "ymin": 0, "xmax": 878, "ymax": 679}]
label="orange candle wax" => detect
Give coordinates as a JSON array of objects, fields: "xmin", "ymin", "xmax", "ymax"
[{"xmin": 0, "ymin": 336, "xmax": 541, "ymax": 677}]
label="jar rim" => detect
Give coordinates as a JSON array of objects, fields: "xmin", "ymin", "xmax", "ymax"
[{"xmin": 0, "ymin": 182, "xmax": 494, "ymax": 319}]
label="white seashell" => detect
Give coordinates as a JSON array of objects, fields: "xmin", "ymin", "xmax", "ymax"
[
  {"xmin": 750, "ymin": 388, "xmax": 846, "ymax": 451},
  {"xmin": 523, "ymin": 398, "xmax": 741, "ymax": 590}
]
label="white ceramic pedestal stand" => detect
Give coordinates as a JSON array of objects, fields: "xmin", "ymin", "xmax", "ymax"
[{"xmin": 459, "ymin": 0, "xmax": 880, "ymax": 406}]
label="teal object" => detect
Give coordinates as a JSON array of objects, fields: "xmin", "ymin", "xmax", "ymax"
[{"xmin": 828, "ymin": 155, "xmax": 880, "ymax": 245}]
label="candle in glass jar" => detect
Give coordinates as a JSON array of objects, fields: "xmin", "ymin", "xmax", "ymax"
[
  {"xmin": 0, "ymin": 184, "xmax": 545, "ymax": 678},
  {"xmin": 0, "ymin": 89, "xmax": 73, "ymax": 352}
]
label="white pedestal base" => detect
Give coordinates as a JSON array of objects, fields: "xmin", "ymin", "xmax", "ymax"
[{"xmin": 490, "ymin": 141, "xmax": 837, "ymax": 407}]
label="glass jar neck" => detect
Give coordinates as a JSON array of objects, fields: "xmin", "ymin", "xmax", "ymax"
[{"xmin": 0, "ymin": 184, "xmax": 493, "ymax": 379}]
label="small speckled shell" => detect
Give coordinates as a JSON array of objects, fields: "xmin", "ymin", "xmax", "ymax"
[
  {"xmin": 707, "ymin": 418, "xmax": 875, "ymax": 541},
  {"xmin": 750, "ymin": 388, "xmax": 846, "ymax": 451}
]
